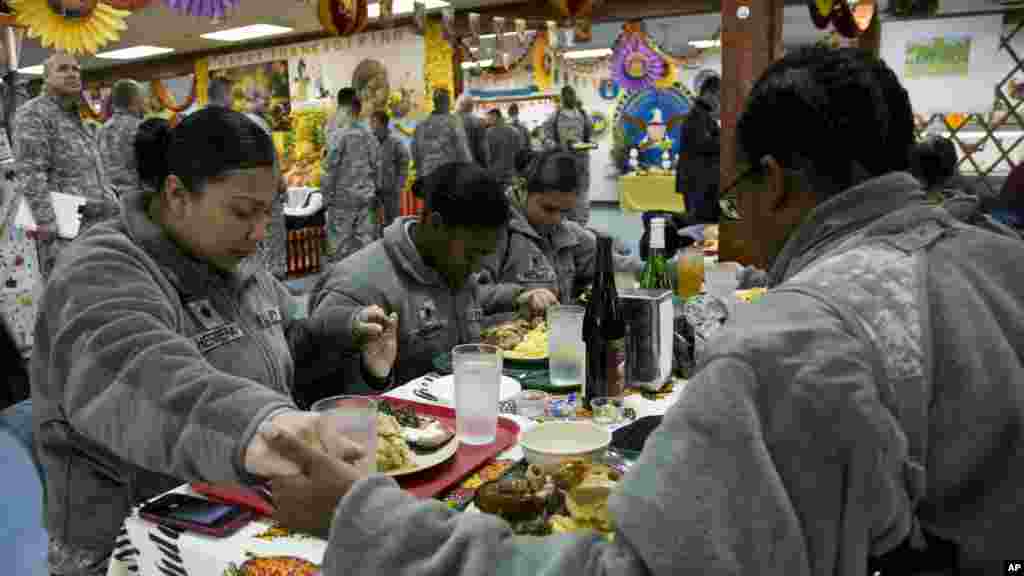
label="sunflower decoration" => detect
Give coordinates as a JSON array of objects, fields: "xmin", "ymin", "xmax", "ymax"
[
  {"xmin": 611, "ymin": 32, "xmax": 667, "ymax": 93},
  {"xmin": 9, "ymin": 0, "xmax": 130, "ymax": 55}
]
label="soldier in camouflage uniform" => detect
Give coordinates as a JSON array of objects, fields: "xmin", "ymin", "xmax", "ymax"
[
  {"xmin": 13, "ymin": 53, "xmax": 116, "ymax": 280},
  {"xmin": 542, "ymin": 85, "xmax": 593, "ymax": 225},
  {"xmin": 370, "ymin": 110, "xmax": 410, "ymax": 229},
  {"xmin": 321, "ymin": 88, "xmax": 379, "ymax": 263},
  {"xmin": 508, "ymin": 103, "xmax": 532, "ymax": 151},
  {"xmin": 411, "ymin": 88, "xmax": 472, "ymax": 193},
  {"xmin": 97, "ymin": 79, "xmax": 144, "ymax": 197}
]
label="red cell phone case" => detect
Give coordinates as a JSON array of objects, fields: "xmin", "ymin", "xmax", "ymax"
[{"xmin": 139, "ymin": 496, "xmax": 254, "ymax": 538}]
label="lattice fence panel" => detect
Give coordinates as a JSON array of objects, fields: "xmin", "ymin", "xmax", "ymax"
[{"xmin": 914, "ymin": 15, "xmax": 1024, "ymax": 197}]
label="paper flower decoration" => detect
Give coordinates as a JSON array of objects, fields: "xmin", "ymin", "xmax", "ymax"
[
  {"xmin": 611, "ymin": 34, "xmax": 666, "ymax": 92},
  {"xmin": 10, "ymin": 0, "xmax": 130, "ymax": 55},
  {"xmin": 162, "ymin": 0, "xmax": 238, "ymax": 18}
]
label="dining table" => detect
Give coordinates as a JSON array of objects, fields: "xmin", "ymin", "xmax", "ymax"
[{"xmin": 112, "ymin": 375, "xmax": 685, "ymax": 576}]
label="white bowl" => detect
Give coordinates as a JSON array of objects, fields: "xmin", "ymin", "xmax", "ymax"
[{"xmin": 519, "ymin": 421, "xmax": 612, "ymax": 473}]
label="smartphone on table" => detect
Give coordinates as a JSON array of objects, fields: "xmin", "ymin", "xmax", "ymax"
[{"xmin": 139, "ymin": 493, "xmax": 254, "ymax": 537}]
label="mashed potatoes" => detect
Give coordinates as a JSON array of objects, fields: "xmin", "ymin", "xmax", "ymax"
[{"xmin": 376, "ymin": 414, "xmax": 414, "ymax": 473}]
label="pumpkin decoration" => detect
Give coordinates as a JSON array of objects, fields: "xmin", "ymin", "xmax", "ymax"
[
  {"xmin": 944, "ymin": 112, "xmax": 967, "ymax": 130},
  {"xmin": 9, "ymin": 0, "xmax": 129, "ymax": 55},
  {"xmin": 162, "ymin": 0, "xmax": 238, "ymax": 18}
]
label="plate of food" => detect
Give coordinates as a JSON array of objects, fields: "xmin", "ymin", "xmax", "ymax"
[
  {"xmin": 481, "ymin": 317, "xmax": 550, "ymax": 366},
  {"xmin": 469, "ymin": 458, "xmax": 623, "ymax": 537},
  {"xmin": 377, "ymin": 400, "xmax": 459, "ymax": 477}
]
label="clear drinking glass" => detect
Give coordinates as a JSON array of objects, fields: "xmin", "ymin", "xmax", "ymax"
[
  {"xmin": 310, "ymin": 395, "xmax": 378, "ymax": 475},
  {"xmin": 547, "ymin": 305, "xmax": 586, "ymax": 389},
  {"xmin": 452, "ymin": 344, "xmax": 503, "ymax": 445}
]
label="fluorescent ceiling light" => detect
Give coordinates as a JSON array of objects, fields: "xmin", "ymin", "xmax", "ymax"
[
  {"xmin": 562, "ymin": 48, "xmax": 612, "ymax": 59},
  {"xmin": 462, "ymin": 59, "xmax": 493, "ymax": 69},
  {"xmin": 18, "ymin": 64, "xmax": 43, "ymax": 75},
  {"xmin": 480, "ymin": 32, "xmax": 524, "ymax": 40},
  {"xmin": 201, "ymin": 24, "xmax": 292, "ymax": 42},
  {"xmin": 368, "ymin": 0, "xmax": 449, "ymax": 18},
  {"xmin": 95, "ymin": 45, "xmax": 174, "ymax": 60},
  {"xmin": 689, "ymin": 39, "xmax": 720, "ymax": 49}
]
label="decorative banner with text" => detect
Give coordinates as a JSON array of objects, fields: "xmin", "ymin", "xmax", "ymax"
[{"xmin": 209, "ymin": 27, "xmax": 425, "ymax": 118}]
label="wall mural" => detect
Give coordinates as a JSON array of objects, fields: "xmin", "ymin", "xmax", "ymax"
[{"xmin": 210, "ymin": 61, "xmax": 292, "ymax": 132}]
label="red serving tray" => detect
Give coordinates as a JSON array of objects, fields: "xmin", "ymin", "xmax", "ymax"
[
  {"xmin": 379, "ymin": 396, "xmax": 520, "ymax": 499},
  {"xmin": 190, "ymin": 397, "xmax": 519, "ymax": 509}
]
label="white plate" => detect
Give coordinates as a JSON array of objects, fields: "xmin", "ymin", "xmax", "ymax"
[
  {"xmin": 423, "ymin": 374, "xmax": 522, "ymax": 404},
  {"xmin": 383, "ymin": 435, "xmax": 459, "ymax": 477}
]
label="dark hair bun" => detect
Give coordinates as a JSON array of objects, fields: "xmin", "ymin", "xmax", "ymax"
[{"xmin": 135, "ymin": 117, "xmax": 172, "ymax": 189}]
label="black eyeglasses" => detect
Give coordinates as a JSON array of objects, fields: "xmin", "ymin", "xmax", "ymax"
[
  {"xmin": 721, "ymin": 165, "xmax": 760, "ymax": 198},
  {"xmin": 718, "ymin": 165, "xmax": 759, "ymax": 220}
]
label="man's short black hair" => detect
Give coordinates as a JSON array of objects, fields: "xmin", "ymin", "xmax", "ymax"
[
  {"xmin": 111, "ymin": 79, "xmax": 142, "ymax": 111},
  {"xmin": 737, "ymin": 46, "xmax": 915, "ymax": 198},
  {"xmin": 337, "ymin": 87, "xmax": 358, "ymax": 110},
  {"xmin": 415, "ymin": 162, "xmax": 509, "ymax": 229},
  {"xmin": 508, "ymin": 103, "xmax": 520, "ymax": 117},
  {"xmin": 207, "ymin": 77, "xmax": 232, "ymax": 104}
]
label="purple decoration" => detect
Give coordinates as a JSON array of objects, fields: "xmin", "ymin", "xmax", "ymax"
[
  {"xmin": 610, "ymin": 34, "xmax": 666, "ymax": 92},
  {"xmin": 162, "ymin": 0, "xmax": 239, "ymax": 18}
]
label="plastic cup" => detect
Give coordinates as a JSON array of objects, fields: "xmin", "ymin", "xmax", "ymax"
[
  {"xmin": 452, "ymin": 344, "xmax": 503, "ymax": 445},
  {"xmin": 547, "ymin": 306, "xmax": 586, "ymax": 389},
  {"xmin": 310, "ymin": 395, "xmax": 378, "ymax": 475},
  {"xmin": 676, "ymin": 246, "xmax": 705, "ymax": 299}
]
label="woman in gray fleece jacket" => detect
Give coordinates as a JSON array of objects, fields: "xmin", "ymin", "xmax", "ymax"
[
  {"xmin": 266, "ymin": 47, "xmax": 1024, "ymax": 576},
  {"xmin": 31, "ymin": 109, "xmax": 397, "ymax": 576},
  {"xmin": 477, "ymin": 149, "xmax": 641, "ymax": 312}
]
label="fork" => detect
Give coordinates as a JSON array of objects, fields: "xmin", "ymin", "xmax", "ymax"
[{"xmin": 416, "ymin": 372, "xmax": 442, "ymax": 398}]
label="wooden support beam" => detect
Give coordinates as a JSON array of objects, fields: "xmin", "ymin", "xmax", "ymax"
[{"xmin": 718, "ymin": 0, "xmax": 784, "ymax": 266}]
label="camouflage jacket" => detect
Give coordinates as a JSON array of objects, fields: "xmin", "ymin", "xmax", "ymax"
[
  {"xmin": 13, "ymin": 93, "xmax": 112, "ymax": 227},
  {"xmin": 542, "ymin": 107, "xmax": 592, "ymax": 153},
  {"xmin": 377, "ymin": 132, "xmax": 410, "ymax": 195},
  {"xmin": 486, "ymin": 123, "xmax": 523, "ymax": 183},
  {"xmin": 97, "ymin": 110, "xmax": 142, "ymax": 196},
  {"xmin": 411, "ymin": 112, "xmax": 472, "ymax": 180},
  {"xmin": 321, "ymin": 122, "xmax": 379, "ymax": 206}
]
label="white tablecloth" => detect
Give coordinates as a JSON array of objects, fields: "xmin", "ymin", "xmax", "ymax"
[{"xmin": 119, "ymin": 378, "xmax": 682, "ymax": 576}]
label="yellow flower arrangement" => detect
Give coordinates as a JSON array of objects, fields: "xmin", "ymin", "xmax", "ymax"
[{"xmin": 9, "ymin": 0, "xmax": 130, "ymax": 55}]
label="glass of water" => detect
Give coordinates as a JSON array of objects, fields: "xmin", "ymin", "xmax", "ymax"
[
  {"xmin": 452, "ymin": 344, "xmax": 503, "ymax": 445},
  {"xmin": 547, "ymin": 305, "xmax": 586, "ymax": 389},
  {"xmin": 310, "ymin": 395, "xmax": 378, "ymax": 475}
]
